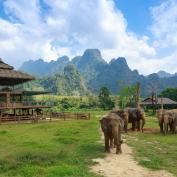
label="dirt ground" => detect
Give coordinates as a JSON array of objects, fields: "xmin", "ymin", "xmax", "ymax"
[{"xmin": 91, "ymin": 134, "xmax": 174, "ymax": 177}]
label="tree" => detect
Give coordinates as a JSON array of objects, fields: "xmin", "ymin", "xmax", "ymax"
[
  {"xmin": 98, "ymin": 86, "xmax": 114, "ymax": 110},
  {"xmin": 119, "ymin": 85, "xmax": 136, "ymax": 108},
  {"xmin": 160, "ymin": 88, "xmax": 177, "ymax": 101}
]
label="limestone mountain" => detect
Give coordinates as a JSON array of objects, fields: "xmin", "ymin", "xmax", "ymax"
[
  {"xmin": 157, "ymin": 71, "xmax": 172, "ymax": 78},
  {"xmin": 20, "ymin": 56, "xmax": 69, "ymax": 76},
  {"xmin": 89, "ymin": 57, "xmax": 144, "ymax": 94},
  {"xmin": 157, "ymin": 70, "xmax": 177, "ymax": 78},
  {"xmin": 39, "ymin": 64, "xmax": 89, "ymax": 96},
  {"xmin": 71, "ymin": 49, "xmax": 107, "ymax": 81},
  {"xmin": 20, "ymin": 49, "xmax": 177, "ymax": 96}
]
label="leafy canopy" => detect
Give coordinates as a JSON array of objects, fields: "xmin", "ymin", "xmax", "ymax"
[{"xmin": 98, "ymin": 86, "xmax": 114, "ymax": 110}]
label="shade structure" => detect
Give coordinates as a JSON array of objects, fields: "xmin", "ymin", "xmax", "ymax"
[
  {"xmin": 141, "ymin": 97, "xmax": 177, "ymax": 105},
  {"xmin": 0, "ymin": 58, "xmax": 35, "ymax": 86}
]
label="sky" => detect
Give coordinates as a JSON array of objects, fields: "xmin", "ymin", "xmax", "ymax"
[{"xmin": 0, "ymin": 0, "xmax": 177, "ymax": 75}]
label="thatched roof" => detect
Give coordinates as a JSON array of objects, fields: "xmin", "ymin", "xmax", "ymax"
[
  {"xmin": 0, "ymin": 58, "xmax": 13, "ymax": 70},
  {"xmin": 0, "ymin": 59, "xmax": 35, "ymax": 86},
  {"xmin": 141, "ymin": 97, "xmax": 177, "ymax": 105}
]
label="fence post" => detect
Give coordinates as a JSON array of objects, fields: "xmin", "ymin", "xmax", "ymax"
[{"xmin": 64, "ymin": 113, "xmax": 66, "ymax": 121}]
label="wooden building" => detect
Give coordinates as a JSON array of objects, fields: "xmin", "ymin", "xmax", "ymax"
[
  {"xmin": 141, "ymin": 97, "xmax": 177, "ymax": 106},
  {"xmin": 0, "ymin": 59, "xmax": 51, "ymax": 123}
]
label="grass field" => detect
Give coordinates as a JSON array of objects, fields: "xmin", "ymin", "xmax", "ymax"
[
  {"xmin": 126, "ymin": 115, "xmax": 177, "ymax": 176},
  {"xmin": 0, "ymin": 111, "xmax": 177, "ymax": 177},
  {"xmin": 0, "ymin": 111, "xmax": 106, "ymax": 177}
]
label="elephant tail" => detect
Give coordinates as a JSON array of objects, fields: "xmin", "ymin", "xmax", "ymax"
[{"xmin": 141, "ymin": 118, "xmax": 146, "ymax": 132}]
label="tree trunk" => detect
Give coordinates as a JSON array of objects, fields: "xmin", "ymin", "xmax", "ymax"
[{"xmin": 135, "ymin": 82, "xmax": 141, "ymax": 108}]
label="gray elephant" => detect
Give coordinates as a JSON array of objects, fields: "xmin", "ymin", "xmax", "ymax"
[
  {"xmin": 111, "ymin": 109, "xmax": 128, "ymax": 133},
  {"xmin": 126, "ymin": 108, "xmax": 146, "ymax": 132},
  {"xmin": 100, "ymin": 113, "xmax": 123, "ymax": 154},
  {"xmin": 156, "ymin": 109, "xmax": 165, "ymax": 133},
  {"xmin": 163, "ymin": 109, "xmax": 177, "ymax": 135}
]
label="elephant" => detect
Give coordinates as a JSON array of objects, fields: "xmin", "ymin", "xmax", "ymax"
[
  {"xmin": 156, "ymin": 109, "xmax": 165, "ymax": 133},
  {"xmin": 163, "ymin": 109, "xmax": 177, "ymax": 135},
  {"xmin": 100, "ymin": 113, "xmax": 123, "ymax": 154},
  {"xmin": 125, "ymin": 108, "xmax": 146, "ymax": 132},
  {"xmin": 111, "ymin": 109, "xmax": 129, "ymax": 133}
]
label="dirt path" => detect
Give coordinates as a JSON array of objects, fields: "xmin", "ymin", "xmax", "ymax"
[{"xmin": 91, "ymin": 136, "xmax": 174, "ymax": 177}]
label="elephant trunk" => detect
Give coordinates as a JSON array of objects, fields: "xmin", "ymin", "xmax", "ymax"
[{"xmin": 141, "ymin": 118, "xmax": 146, "ymax": 132}]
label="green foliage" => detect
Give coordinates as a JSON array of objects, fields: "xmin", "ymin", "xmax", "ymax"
[
  {"xmin": 34, "ymin": 95, "xmax": 102, "ymax": 111},
  {"xmin": 98, "ymin": 86, "xmax": 115, "ymax": 110},
  {"xmin": 119, "ymin": 85, "xmax": 136, "ymax": 108},
  {"xmin": 160, "ymin": 87, "xmax": 177, "ymax": 101}
]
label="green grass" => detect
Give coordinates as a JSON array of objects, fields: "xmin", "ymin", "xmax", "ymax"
[
  {"xmin": 0, "ymin": 111, "xmax": 177, "ymax": 177},
  {"xmin": 126, "ymin": 115, "xmax": 177, "ymax": 176},
  {"xmin": 0, "ymin": 111, "xmax": 107, "ymax": 177}
]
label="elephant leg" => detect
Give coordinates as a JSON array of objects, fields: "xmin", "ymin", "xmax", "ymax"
[
  {"xmin": 116, "ymin": 128, "xmax": 122, "ymax": 154},
  {"xmin": 172, "ymin": 121, "xmax": 177, "ymax": 134},
  {"xmin": 137, "ymin": 120, "xmax": 140, "ymax": 131},
  {"xmin": 132, "ymin": 121, "xmax": 136, "ymax": 131},
  {"xmin": 160, "ymin": 122, "xmax": 163, "ymax": 133},
  {"xmin": 169, "ymin": 123, "xmax": 173, "ymax": 132},
  {"xmin": 110, "ymin": 137, "xmax": 114, "ymax": 148},
  {"xmin": 124, "ymin": 122, "xmax": 128, "ymax": 133},
  {"xmin": 104, "ymin": 134, "xmax": 110, "ymax": 152},
  {"xmin": 116, "ymin": 143, "xmax": 122, "ymax": 154}
]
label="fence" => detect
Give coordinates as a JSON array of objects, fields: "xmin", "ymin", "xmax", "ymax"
[{"xmin": 51, "ymin": 112, "xmax": 91, "ymax": 120}]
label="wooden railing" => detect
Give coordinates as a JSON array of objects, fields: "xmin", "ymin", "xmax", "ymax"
[
  {"xmin": 0, "ymin": 114, "xmax": 39, "ymax": 124},
  {"xmin": 51, "ymin": 112, "xmax": 91, "ymax": 120},
  {"xmin": 0, "ymin": 112, "xmax": 90, "ymax": 124}
]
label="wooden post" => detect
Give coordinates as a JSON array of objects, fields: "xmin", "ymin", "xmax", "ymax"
[
  {"xmin": 161, "ymin": 97, "xmax": 164, "ymax": 110},
  {"xmin": 64, "ymin": 113, "xmax": 66, "ymax": 121},
  {"xmin": 14, "ymin": 108, "xmax": 16, "ymax": 123},
  {"xmin": 50, "ymin": 111, "xmax": 52, "ymax": 122},
  {"xmin": 151, "ymin": 92, "xmax": 156, "ymax": 114},
  {"xmin": 136, "ymin": 82, "xmax": 141, "ymax": 108}
]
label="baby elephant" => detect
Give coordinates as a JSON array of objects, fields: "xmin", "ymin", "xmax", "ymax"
[{"xmin": 100, "ymin": 113, "xmax": 123, "ymax": 154}]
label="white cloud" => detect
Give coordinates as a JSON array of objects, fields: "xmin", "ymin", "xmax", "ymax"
[
  {"xmin": 0, "ymin": 0, "xmax": 176, "ymax": 75},
  {"xmin": 0, "ymin": 0, "xmax": 156, "ymax": 70},
  {"xmin": 151, "ymin": 0, "xmax": 177, "ymax": 47}
]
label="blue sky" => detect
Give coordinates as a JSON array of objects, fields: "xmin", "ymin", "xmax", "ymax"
[
  {"xmin": 115, "ymin": 0, "xmax": 163, "ymax": 35},
  {"xmin": 0, "ymin": 0, "xmax": 177, "ymax": 75}
]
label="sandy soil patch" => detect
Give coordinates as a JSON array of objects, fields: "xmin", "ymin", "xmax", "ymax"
[{"xmin": 91, "ymin": 136, "xmax": 174, "ymax": 177}]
